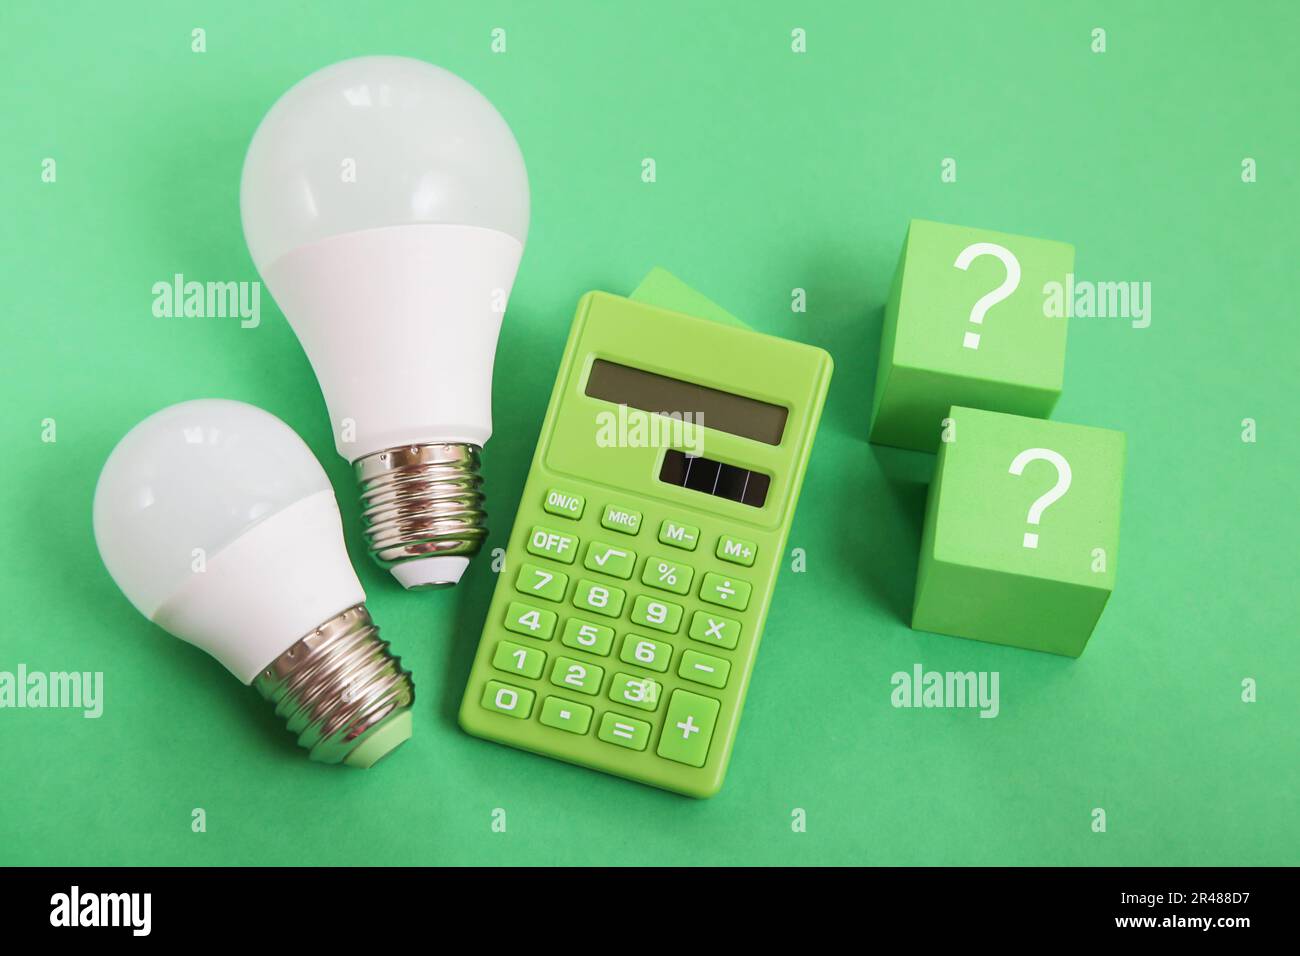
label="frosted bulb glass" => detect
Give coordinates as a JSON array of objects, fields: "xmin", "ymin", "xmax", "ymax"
[
  {"xmin": 94, "ymin": 400, "xmax": 414, "ymax": 767},
  {"xmin": 240, "ymin": 56, "xmax": 531, "ymax": 589}
]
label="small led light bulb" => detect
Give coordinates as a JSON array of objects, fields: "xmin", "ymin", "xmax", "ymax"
[{"xmin": 93, "ymin": 399, "xmax": 415, "ymax": 766}]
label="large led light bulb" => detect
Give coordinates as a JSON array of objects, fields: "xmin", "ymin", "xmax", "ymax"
[
  {"xmin": 240, "ymin": 55, "xmax": 530, "ymax": 589},
  {"xmin": 93, "ymin": 399, "xmax": 415, "ymax": 767}
]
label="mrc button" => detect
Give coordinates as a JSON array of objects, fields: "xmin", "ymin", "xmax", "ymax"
[{"xmin": 601, "ymin": 503, "xmax": 642, "ymax": 535}]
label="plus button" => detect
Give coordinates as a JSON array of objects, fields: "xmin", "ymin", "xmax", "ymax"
[{"xmin": 676, "ymin": 716, "xmax": 701, "ymax": 739}]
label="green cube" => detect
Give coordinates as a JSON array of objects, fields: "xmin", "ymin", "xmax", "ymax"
[
  {"xmin": 869, "ymin": 219, "xmax": 1075, "ymax": 452},
  {"xmin": 912, "ymin": 406, "xmax": 1125, "ymax": 657}
]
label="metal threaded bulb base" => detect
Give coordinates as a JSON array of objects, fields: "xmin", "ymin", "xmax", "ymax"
[
  {"xmin": 354, "ymin": 442, "xmax": 487, "ymax": 588},
  {"xmin": 253, "ymin": 604, "xmax": 414, "ymax": 766}
]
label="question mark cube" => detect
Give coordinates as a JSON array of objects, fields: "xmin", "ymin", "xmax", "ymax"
[
  {"xmin": 912, "ymin": 406, "xmax": 1125, "ymax": 657},
  {"xmin": 869, "ymin": 220, "xmax": 1074, "ymax": 452}
]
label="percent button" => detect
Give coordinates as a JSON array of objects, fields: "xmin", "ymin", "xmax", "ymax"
[{"xmin": 640, "ymin": 555, "xmax": 694, "ymax": 595}]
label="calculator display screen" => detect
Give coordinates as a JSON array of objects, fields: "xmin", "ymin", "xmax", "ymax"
[
  {"xmin": 585, "ymin": 359, "xmax": 787, "ymax": 445},
  {"xmin": 659, "ymin": 450, "xmax": 770, "ymax": 508}
]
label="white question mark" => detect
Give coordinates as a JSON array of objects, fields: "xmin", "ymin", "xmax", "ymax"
[
  {"xmin": 1008, "ymin": 447, "xmax": 1071, "ymax": 549},
  {"xmin": 954, "ymin": 242, "xmax": 1021, "ymax": 350}
]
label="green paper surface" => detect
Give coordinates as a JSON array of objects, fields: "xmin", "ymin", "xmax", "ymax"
[
  {"xmin": 630, "ymin": 267, "xmax": 749, "ymax": 329},
  {"xmin": 0, "ymin": 1, "xmax": 1295, "ymax": 865}
]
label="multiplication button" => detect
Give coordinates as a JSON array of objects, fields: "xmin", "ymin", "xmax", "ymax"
[{"xmin": 689, "ymin": 610, "xmax": 741, "ymax": 649}]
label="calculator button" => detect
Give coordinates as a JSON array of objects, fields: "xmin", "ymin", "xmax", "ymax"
[
  {"xmin": 526, "ymin": 526, "xmax": 579, "ymax": 564},
  {"xmin": 600, "ymin": 504, "xmax": 642, "ymax": 535},
  {"xmin": 658, "ymin": 519, "xmax": 700, "ymax": 551},
  {"xmin": 656, "ymin": 690, "xmax": 721, "ymax": 767},
  {"xmin": 582, "ymin": 540, "xmax": 636, "ymax": 579},
  {"xmin": 561, "ymin": 618, "xmax": 615, "ymax": 656},
  {"xmin": 689, "ymin": 611, "xmax": 741, "ymax": 650},
  {"xmin": 630, "ymin": 595, "xmax": 683, "ymax": 633},
  {"xmin": 716, "ymin": 534, "xmax": 757, "ymax": 567},
  {"xmin": 618, "ymin": 634, "xmax": 673, "ymax": 672},
  {"xmin": 516, "ymin": 563, "xmax": 568, "ymax": 602},
  {"xmin": 641, "ymin": 555, "xmax": 694, "ymax": 595},
  {"xmin": 492, "ymin": 640, "xmax": 546, "ymax": 680},
  {"xmin": 679, "ymin": 649, "xmax": 730, "ymax": 689},
  {"xmin": 598, "ymin": 712, "xmax": 651, "ymax": 751},
  {"xmin": 503, "ymin": 601, "xmax": 557, "ymax": 641},
  {"xmin": 609, "ymin": 673, "xmax": 662, "ymax": 711},
  {"xmin": 543, "ymin": 488, "xmax": 585, "ymax": 520},
  {"xmin": 699, "ymin": 572, "xmax": 751, "ymax": 611},
  {"xmin": 550, "ymin": 656, "xmax": 604, "ymax": 695},
  {"xmin": 573, "ymin": 579, "xmax": 626, "ymax": 617},
  {"xmin": 481, "ymin": 680, "xmax": 535, "ymax": 719},
  {"xmin": 540, "ymin": 696, "xmax": 593, "ymax": 734}
]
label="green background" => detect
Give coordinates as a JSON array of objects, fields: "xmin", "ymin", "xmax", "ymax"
[{"xmin": 1, "ymin": 1, "xmax": 1295, "ymax": 865}]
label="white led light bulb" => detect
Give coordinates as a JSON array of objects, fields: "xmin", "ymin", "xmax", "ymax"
[
  {"xmin": 93, "ymin": 399, "xmax": 414, "ymax": 767},
  {"xmin": 240, "ymin": 55, "xmax": 530, "ymax": 588}
]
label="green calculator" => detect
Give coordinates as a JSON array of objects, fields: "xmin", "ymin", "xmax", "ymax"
[{"xmin": 458, "ymin": 282, "xmax": 832, "ymax": 797}]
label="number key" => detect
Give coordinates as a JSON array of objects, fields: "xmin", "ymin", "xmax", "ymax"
[
  {"xmin": 549, "ymin": 656, "xmax": 603, "ymax": 695},
  {"xmin": 619, "ymin": 634, "xmax": 672, "ymax": 672},
  {"xmin": 573, "ymin": 579, "xmax": 626, "ymax": 618},
  {"xmin": 630, "ymin": 595, "xmax": 682, "ymax": 633},
  {"xmin": 481, "ymin": 680, "xmax": 534, "ymax": 719},
  {"xmin": 492, "ymin": 640, "xmax": 546, "ymax": 680},
  {"xmin": 516, "ymin": 562, "xmax": 568, "ymax": 602},
  {"xmin": 609, "ymin": 672, "xmax": 662, "ymax": 711},
  {"xmin": 503, "ymin": 601, "xmax": 557, "ymax": 640},
  {"xmin": 561, "ymin": 617, "xmax": 615, "ymax": 656}
]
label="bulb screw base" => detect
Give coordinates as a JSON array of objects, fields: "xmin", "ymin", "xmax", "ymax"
[
  {"xmin": 253, "ymin": 604, "xmax": 414, "ymax": 766},
  {"xmin": 354, "ymin": 442, "xmax": 487, "ymax": 588}
]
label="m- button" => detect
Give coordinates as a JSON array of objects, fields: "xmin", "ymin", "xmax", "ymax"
[{"xmin": 658, "ymin": 519, "xmax": 699, "ymax": 551}]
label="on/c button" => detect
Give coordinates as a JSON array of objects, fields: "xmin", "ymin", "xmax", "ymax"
[{"xmin": 543, "ymin": 488, "xmax": 585, "ymax": 520}]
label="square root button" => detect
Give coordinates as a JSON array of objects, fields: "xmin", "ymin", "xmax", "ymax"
[{"xmin": 656, "ymin": 689, "xmax": 720, "ymax": 767}]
